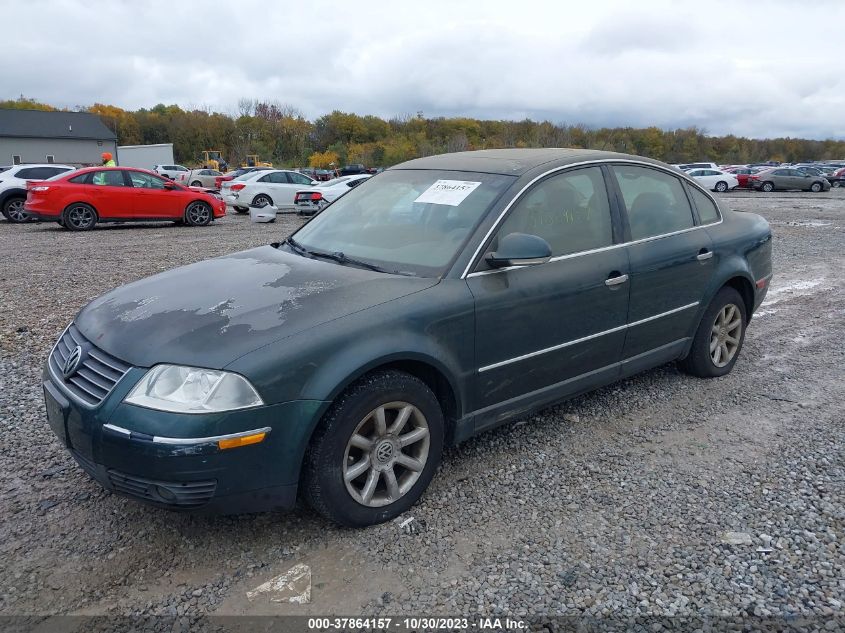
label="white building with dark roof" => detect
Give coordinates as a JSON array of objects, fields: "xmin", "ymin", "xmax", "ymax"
[{"xmin": 0, "ymin": 109, "xmax": 117, "ymax": 167}]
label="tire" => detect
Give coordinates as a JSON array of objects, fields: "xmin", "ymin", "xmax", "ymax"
[
  {"xmin": 62, "ymin": 203, "xmax": 98, "ymax": 231},
  {"xmin": 678, "ymin": 286, "xmax": 747, "ymax": 378},
  {"xmin": 810, "ymin": 182, "xmax": 822, "ymax": 193},
  {"xmin": 184, "ymin": 201, "xmax": 212, "ymax": 226},
  {"xmin": 190, "ymin": 180, "xmax": 202, "ymax": 187},
  {"xmin": 303, "ymin": 370, "xmax": 445, "ymax": 527},
  {"xmin": 714, "ymin": 181, "xmax": 728, "ymax": 193},
  {"xmin": 252, "ymin": 194, "xmax": 272, "ymax": 208},
  {"xmin": 3, "ymin": 196, "xmax": 28, "ymax": 223},
  {"xmin": 761, "ymin": 181, "xmax": 774, "ymax": 192},
  {"xmin": 832, "ymin": 181, "xmax": 841, "ymax": 188}
]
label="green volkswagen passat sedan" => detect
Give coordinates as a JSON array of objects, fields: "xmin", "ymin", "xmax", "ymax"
[{"xmin": 43, "ymin": 149, "xmax": 773, "ymax": 527}]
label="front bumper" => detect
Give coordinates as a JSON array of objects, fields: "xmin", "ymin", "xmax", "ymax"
[{"xmin": 43, "ymin": 363, "xmax": 326, "ymax": 514}]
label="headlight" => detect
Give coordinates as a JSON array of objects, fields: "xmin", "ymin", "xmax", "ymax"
[{"xmin": 124, "ymin": 365, "xmax": 264, "ymax": 413}]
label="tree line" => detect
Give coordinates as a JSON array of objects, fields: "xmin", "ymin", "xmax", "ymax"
[{"xmin": 3, "ymin": 96, "xmax": 844, "ymax": 169}]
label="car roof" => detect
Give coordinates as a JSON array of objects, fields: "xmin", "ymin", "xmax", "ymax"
[{"xmin": 392, "ymin": 149, "xmax": 669, "ymax": 175}]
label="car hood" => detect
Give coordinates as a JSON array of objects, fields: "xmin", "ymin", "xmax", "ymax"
[{"xmin": 75, "ymin": 246, "xmax": 438, "ymax": 369}]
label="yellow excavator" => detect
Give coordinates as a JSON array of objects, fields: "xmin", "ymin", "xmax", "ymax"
[
  {"xmin": 241, "ymin": 154, "xmax": 273, "ymax": 168},
  {"xmin": 200, "ymin": 150, "xmax": 228, "ymax": 172}
]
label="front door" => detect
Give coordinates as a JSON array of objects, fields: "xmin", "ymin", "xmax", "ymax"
[
  {"xmin": 126, "ymin": 170, "xmax": 184, "ymax": 218},
  {"xmin": 607, "ymin": 164, "xmax": 716, "ymax": 362},
  {"xmin": 467, "ymin": 166, "xmax": 630, "ymax": 426}
]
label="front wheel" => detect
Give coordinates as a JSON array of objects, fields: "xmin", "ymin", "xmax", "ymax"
[
  {"xmin": 832, "ymin": 181, "xmax": 841, "ymax": 188},
  {"xmin": 62, "ymin": 203, "xmax": 98, "ymax": 231},
  {"xmin": 3, "ymin": 197, "xmax": 28, "ymax": 223},
  {"xmin": 714, "ymin": 181, "xmax": 728, "ymax": 193},
  {"xmin": 184, "ymin": 201, "xmax": 212, "ymax": 226},
  {"xmin": 810, "ymin": 182, "xmax": 822, "ymax": 193},
  {"xmin": 303, "ymin": 370, "xmax": 444, "ymax": 527},
  {"xmin": 678, "ymin": 287, "xmax": 747, "ymax": 378},
  {"xmin": 190, "ymin": 180, "xmax": 202, "ymax": 187}
]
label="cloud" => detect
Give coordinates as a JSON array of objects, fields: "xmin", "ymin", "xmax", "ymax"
[{"xmin": 2, "ymin": 0, "xmax": 844, "ymax": 139}]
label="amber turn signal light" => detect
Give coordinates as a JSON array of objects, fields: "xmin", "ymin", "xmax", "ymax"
[{"xmin": 218, "ymin": 432, "xmax": 266, "ymax": 450}]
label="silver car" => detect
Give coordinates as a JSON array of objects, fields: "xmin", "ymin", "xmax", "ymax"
[
  {"xmin": 185, "ymin": 168, "xmax": 223, "ymax": 188},
  {"xmin": 752, "ymin": 167, "xmax": 831, "ymax": 192}
]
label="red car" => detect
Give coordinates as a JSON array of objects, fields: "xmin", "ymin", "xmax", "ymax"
[
  {"xmin": 25, "ymin": 167, "xmax": 226, "ymax": 230},
  {"xmin": 725, "ymin": 167, "xmax": 762, "ymax": 189}
]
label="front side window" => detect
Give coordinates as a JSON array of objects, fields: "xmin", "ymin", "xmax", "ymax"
[
  {"xmin": 293, "ymin": 169, "xmax": 514, "ymax": 276},
  {"xmin": 688, "ymin": 187, "xmax": 721, "ymax": 225},
  {"xmin": 128, "ymin": 171, "xmax": 168, "ymax": 189},
  {"xmin": 611, "ymin": 165, "xmax": 694, "ymax": 240},
  {"xmin": 288, "ymin": 172, "xmax": 312, "ymax": 185},
  {"xmin": 493, "ymin": 166, "xmax": 614, "ymax": 258}
]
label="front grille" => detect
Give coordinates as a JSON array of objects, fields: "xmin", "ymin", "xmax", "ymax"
[
  {"xmin": 49, "ymin": 324, "xmax": 130, "ymax": 407},
  {"xmin": 107, "ymin": 470, "xmax": 217, "ymax": 508}
]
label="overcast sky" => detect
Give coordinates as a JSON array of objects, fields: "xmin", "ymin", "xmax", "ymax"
[{"xmin": 6, "ymin": 0, "xmax": 845, "ymax": 139}]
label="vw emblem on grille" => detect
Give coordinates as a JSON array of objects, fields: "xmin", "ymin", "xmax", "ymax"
[{"xmin": 63, "ymin": 345, "xmax": 83, "ymax": 379}]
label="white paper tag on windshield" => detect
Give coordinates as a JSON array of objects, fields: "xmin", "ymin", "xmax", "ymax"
[{"xmin": 414, "ymin": 180, "xmax": 482, "ymax": 206}]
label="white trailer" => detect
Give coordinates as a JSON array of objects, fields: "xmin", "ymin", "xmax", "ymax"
[{"xmin": 116, "ymin": 143, "xmax": 175, "ymax": 170}]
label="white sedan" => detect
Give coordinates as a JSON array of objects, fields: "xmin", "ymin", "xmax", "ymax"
[
  {"xmin": 293, "ymin": 175, "xmax": 371, "ymax": 215},
  {"xmin": 221, "ymin": 169, "xmax": 315, "ymax": 213},
  {"xmin": 686, "ymin": 168, "xmax": 739, "ymax": 193}
]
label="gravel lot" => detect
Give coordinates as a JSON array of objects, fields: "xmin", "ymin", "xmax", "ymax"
[{"xmin": 1, "ymin": 192, "xmax": 843, "ymax": 628}]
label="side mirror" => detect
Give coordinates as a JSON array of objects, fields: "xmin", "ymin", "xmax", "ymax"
[
  {"xmin": 310, "ymin": 180, "xmax": 319, "ymax": 186},
  {"xmin": 163, "ymin": 181, "xmax": 177, "ymax": 190},
  {"xmin": 486, "ymin": 233, "xmax": 552, "ymax": 268}
]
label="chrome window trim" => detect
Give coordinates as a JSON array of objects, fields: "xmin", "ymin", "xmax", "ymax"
[
  {"xmin": 461, "ymin": 158, "xmax": 723, "ymax": 279},
  {"xmin": 478, "ymin": 301, "xmax": 699, "ymax": 373},
  {"xmin": 103, "ymin": 424, "xmax": 272, "ymax": 446}
]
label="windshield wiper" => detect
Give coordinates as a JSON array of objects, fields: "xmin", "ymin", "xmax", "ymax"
[
  {"xmin": 306, "ymin": 249, "xmax": 400, "ymax": 274},
  {"xmin": 279, "ymin": 238, "xmax": 413, "ymax": 276}
]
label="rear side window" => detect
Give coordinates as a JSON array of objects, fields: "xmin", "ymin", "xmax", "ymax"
[
  {"xmin": 611, "ymin": 165, "xmax": 694, "ymax": 240},
  {"xmin": 70, "ymin": 173, "xmax": 90, "ymax": 184},
  {"xmin": 495, "ymin": 166, "xmax": 614, "ymax": 257},
  {"xmin": 259, "ymin": 172, "xmax": 286, "ymax": 184},
  {"xmin": 688, "ymin": 187, "xmax": 721, "ymax": 225},
  {"xmin": 16, "ymin": 167, "xmax": 59, "ymax": 179}
]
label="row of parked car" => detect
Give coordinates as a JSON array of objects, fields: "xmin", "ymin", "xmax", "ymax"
[
  {"xmin": 0, "ymin": 161, "xmax": 371, "ymax": 229},
  {"xmin": 674, "ymin": 161, "xmax": 845, "ymax": 193}
]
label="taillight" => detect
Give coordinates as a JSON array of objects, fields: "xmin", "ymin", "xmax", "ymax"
[
  {"xmin": 750, "ymin": 175, "xmax": 759, "ymax": 180},
  {"xmin": 310, "ymin": 192, "xmax": 323, "ymax": 200},
  {"xmin": 231, "ymin": 183, "xmax": 246, "ymax": 191}
]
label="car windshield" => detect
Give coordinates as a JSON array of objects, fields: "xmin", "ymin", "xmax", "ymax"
[{"xmin": 291, "ymin": 169, "xmax": 515, "ymax": 277}]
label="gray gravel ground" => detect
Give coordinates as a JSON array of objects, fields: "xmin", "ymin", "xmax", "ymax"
[{"xmin": 0, "ymin": 192, "xmax": 843, "ymax": 629}]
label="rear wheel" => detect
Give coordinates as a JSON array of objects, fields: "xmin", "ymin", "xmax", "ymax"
[
  {"xmin": 62, "ymin": 204, "xmax": 97, "ymax": 231},
  {"xmin": 714, "ymin": 181, "xmax": 728, "ymax": 193},
  {"xmin": 832, "ymin": 181, "xmax": 841, "ymax": 188},
  {"xmin": 190, "ymin": 180, "xmax": 202, "ymax": 187},
  {"xmin": 678, "ymin": 287, "xmax": 747, "ymax": 378},
  {"xmin": 810, "ymin": 182, "xmax": 822, "ymax": 193},
  {"xmin": 184, "ymin": 201, "xmax": 212, "ymax": 226},
  {"xmin": 761, "ymin": 181, "xmax": 774, "ymax": 192},
  {"xmin": 303, "ymin": 370, "xmax": 444, "ymax": 527},
  {"xmin": 3, "ymin": 197, "xmax": 28, "ymax": 223},
  {"xmin": 252, "ymin": 194, "xmax": 273, "ymax": 208}
]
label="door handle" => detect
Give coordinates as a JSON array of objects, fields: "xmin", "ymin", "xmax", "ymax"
[
  {"xmin": 605, "ymin": 273, "xmax": 629, "ymax": 287},
  {"xmin": 697, "ymin": 249, "xmax": 713, "ymax": 261}
]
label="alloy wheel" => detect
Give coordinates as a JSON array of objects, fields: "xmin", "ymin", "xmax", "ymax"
[
  {"xmin": 343, "ymin": 402, "xmax": 430, "ymax": 508},
  {"xmin": 5, "ymin": 199, "xmax": 27, "ymax": 222},
  {"xmin": 710, "ymin": 303, "xmax": 742, "ymax": 368},
  {"xmin": 186, "ymin": 202, "xmax": 210, "ymax": 225},
  {"xmin": 67, "ymin": 205, "xmax": 94, "ymax": 229}
]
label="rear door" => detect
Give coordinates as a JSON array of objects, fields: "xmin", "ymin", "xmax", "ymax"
[
  {"xmin": 468, "ymin": 165, "xmax": 630, "ymax": 422},
  {"xmin": 126, "ymin": 170, "xmax": 184, "ymax": 218},
  {"xmin": 608, "ymin": 164, "xmax": 716, "ymax": 365},
  {"xmin": 85, "ymin": 170, "xmax": 136, "ymax": 219}
]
